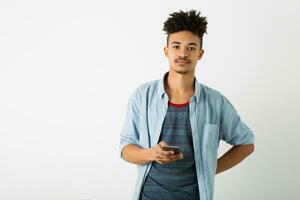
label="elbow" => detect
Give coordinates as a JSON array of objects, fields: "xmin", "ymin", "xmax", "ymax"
[
  {"xmin": 248, "ymin": 143, "xmax": 255, "ymax": 154},
  {"xmin": 236, "ymin": 143, "xmax": 255, "ymax": 155}
]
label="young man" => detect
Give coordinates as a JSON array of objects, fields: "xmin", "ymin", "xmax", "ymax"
[{"xmin": 119, "ymin": 10, "xmax": 255, "ymax": 200}]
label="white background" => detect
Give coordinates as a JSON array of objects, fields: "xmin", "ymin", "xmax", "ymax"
[{"xmin": 0, "ymin": 0, "xmax": 299, "ymax": 199}]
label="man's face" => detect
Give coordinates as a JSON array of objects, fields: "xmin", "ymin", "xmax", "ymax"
[{"xmin": 164, "ymin": 30, "xmax": 204, "ymax": 75}]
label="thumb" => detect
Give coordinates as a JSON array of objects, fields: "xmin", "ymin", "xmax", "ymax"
[{"xmin": 158, "ymin": 141, "xmax": 168, "ymax": 147}]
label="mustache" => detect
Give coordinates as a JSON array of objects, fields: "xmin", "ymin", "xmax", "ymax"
[{"xmin": 175, "ymin": 58, "xmax": 190, "ymax": 62}]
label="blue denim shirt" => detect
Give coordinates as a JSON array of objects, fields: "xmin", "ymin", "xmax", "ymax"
[{"xmin": 119, "ymin": 72, "xmax": 255, "ymax": 200}]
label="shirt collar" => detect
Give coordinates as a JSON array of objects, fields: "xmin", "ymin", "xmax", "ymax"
[{"xmin": 157, "ymin": 71, "xmax": 201, "ymax": 103}]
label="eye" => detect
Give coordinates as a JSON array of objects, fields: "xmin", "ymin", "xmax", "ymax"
[
  {"xmin": 188, "ymin": 47, "xmax": 195, "ymax": 51},
  {"xmin": 172, "ymin": 45, "xmax": 180, "ymax": 49}
]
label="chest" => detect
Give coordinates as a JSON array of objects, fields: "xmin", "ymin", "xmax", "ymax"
[{"xmin": 167, "ymin": 91, "xmax": 194, "ymax": 104}]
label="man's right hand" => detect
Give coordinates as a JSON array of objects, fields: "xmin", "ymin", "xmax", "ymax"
[{"xmin": 150, "ymin": 141, "xmax": 184, "ymax": 165}]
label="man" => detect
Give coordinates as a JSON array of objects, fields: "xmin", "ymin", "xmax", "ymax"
[{"xmin": 119, "ymin": 10, "xmax": 255, "ymax": 200}]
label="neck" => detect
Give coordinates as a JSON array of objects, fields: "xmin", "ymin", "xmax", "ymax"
[{"xmin": 165, "ymin": 70, "xmax": 195, "ymax": 94}]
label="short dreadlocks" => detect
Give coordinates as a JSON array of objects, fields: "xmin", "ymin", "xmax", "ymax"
[{"xmin": 163, "ymin": 10, "xmax": 208, "ymax": 49}]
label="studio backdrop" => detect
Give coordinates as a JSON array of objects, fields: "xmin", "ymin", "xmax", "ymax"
[{"xmin": 0, "ymin": 0, "xmax": 299, "ymax": 199}]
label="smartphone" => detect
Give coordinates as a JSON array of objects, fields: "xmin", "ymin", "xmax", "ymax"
[{"xmin": 162, "ymin": 145, "xmax": 181, "ymax": 154}]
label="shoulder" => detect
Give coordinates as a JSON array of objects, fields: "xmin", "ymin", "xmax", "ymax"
[
  {"xmin": 199, "ymin": 83, "xmax": 224, "ymax": 99},
  {"xmin": 200, "ymin": 83, "xmax": 237, "ymax": 115},
  {"xmin": 198, "ymin": 82, "xmax": 235, "ymax": 109},
  {"xmin": 128, "ymin": 78, "xmax": 160, "ymax": 104},
  {"xmin": 133, "ymin": 79, "xmax": 160, "ymax": 96}
]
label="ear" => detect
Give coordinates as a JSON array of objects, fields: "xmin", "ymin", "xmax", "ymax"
[
  {"xmin": 164, "ymin": 46, "xmax": 168, "ymax": 57},
  {"xmin": 198, "ymin": 49, "xmax": 204, "ymax": 60}
]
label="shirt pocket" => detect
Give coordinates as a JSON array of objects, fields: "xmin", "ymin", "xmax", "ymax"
[{"xmin": 203, "ymin": 123, "xmax": 220, "ymax": 150}]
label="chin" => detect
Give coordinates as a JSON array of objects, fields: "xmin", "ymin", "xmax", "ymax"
[{"xmin": 174, "ymin": 69, "xmax": 189, "ymax": 74}]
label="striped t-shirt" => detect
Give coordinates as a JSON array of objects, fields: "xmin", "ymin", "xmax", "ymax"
[{"xmin": 139, "ymin": 101, "xmax": 200, "ymax": 200}]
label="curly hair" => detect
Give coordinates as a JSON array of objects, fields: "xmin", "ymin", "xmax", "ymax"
[{"xmin": 163, "ymin": 10, "xmax": 208, "ymax": 49}]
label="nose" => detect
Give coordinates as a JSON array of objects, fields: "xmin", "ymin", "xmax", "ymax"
[{"xmin": 178, "ymin": 48, "xmax": 188, "ymax": 58}]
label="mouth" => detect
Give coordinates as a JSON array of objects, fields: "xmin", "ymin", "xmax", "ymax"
[{"xmin": 176, "ymin": 60, "xmax": 190, "ymax": 65}]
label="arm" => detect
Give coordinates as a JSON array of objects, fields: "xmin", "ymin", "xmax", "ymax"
[
  {"xmin": 217, "ymin": 95, "xmax": 255, "ymax": 174},
  {"xmin": 216, "ymin": 143, "xmax": 254, "ymax": 174},
  {"xmin": 122, "ymin": 141, "xmax": 183, "ymax": 165},
  {"xmin": 122, "ymin": 144, "xmax": 154, "ymax": 165}
]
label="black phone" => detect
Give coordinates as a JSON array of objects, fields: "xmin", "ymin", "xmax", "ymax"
[{"xmin": 162, "ymin": 145, "xmax": 181, "ymax": 154}]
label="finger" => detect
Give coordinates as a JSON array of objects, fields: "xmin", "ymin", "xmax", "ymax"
[
  {"xmin": 156, "ymin": 158, "xmax": 172, "ymax": 164},
  {"xmin": 156, "ymin": 154, "xmax": 174, "ymax": 160},
  {"xmin": 161, "ymin": 153, "xmax": 184, "ymax": 161},
  {"xmin": 156, "ymin": 154, "xmax": 182, "ymax": 162},
  {"xmin": 157, "ymin": 155, "xmax": 182, "ymax": 164},
  {"xmin": 159, "ymin": 150, "xmax": 174, "ymax": 156},
  {"xmin": 159, "ymin": 152, "xmax": 183, "ymax": 159},
  {"xmin": 157, "ymin": 160, "xmax": 170, "ymax": 165},
  {"xmin": 169, "ymin": 153, "xmax": 184, "ymax": 161},
  {"xmin": 155, "ymin": 144, "xmax": 163, "ymax": 151},
  {"xmin": 158, "ymin": 141, "xmax": 168, "ymax": 147},
  {"xmin": 178, "ymin": 153, "xmax": 184, "ymax": 159},
  {"xmin": 168, "ymin": 153, "xmax": 183, "ymax": 159}
]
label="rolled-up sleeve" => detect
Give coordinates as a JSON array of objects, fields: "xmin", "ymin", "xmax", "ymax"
[
  {"xmin": 119, "ymin": 88, "xmax": 141, "ymax": 159},
  {"xmin": 220, "ymin": 95, "xmax": 255, "ymax": 145}
]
